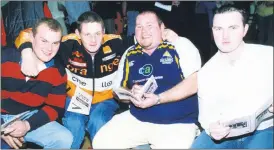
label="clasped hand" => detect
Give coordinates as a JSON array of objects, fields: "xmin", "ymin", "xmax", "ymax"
[{"xmin": 129, "ymin": 84, "xmax": 158, "ymax": 109}]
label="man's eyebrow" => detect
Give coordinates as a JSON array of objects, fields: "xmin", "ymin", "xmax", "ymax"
[
  {"xmin": 40, "ymin": 37, "xmax": 48, "ymax": 41},
  {"xmin": 53, "ymin": 40, "xmax": 61, "ymax": 43},
  {"xmin": 212, "ymin": 26, "xmax": 222, "ymax": 29},
  {"xmin": 229, "ymin": 25, "xmax": 239, "ymax": 28}
]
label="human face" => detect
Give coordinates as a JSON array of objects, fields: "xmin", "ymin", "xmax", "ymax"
[
  {"xmin": 76, "ymin": 22, "xmax": 104, "ymax": 54},
  {"xmin": 135, "ymin": 13, "xmax": 163, "ymax": 52},
  {"xmin": 31, "ymin": 24, "xmax": 62, "ymax": 62},
  {"xmin": 212, "ymin": 11, "xmax": 248, "ymax": 53}
]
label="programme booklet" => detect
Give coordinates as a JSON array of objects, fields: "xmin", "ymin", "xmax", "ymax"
[
  {"xmin": 1, "ymin": 110, "xmax": 31, "ymax": 132},
  {"xmin": 222, "ymin": 99, "xmax": 273, "ymax": 137},
  {"xmin": 114, "ymin": 75, "xmax": 158, "ymax": 101}
]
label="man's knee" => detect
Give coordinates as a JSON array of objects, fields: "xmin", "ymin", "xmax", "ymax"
[
  {"xmin": 49, "ymin": 129, "xmax": 73, "ymax": 148},
  {"xmin": 62, "ymin": 113, "xmax": 86, "ymax": 130}
]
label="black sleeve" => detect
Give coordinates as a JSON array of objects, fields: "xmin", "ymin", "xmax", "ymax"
[
  {"xmin": 120, "ymin": 34, "xmax": 135, "ymax": 51},
  {"xmin": 1, "ymin": 47, "xmax": 20, "ymax": 63}
]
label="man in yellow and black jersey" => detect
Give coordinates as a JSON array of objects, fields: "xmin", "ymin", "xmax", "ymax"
[
  {"xmin": 16, "ymin": 11, "xmax": 134, "ymax": 148},
  {"xmin": 16, "ymin": 11, "xmax": 178, "ymax": 148}
]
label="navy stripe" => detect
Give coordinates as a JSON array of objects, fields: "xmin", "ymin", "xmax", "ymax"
[
  {"xmin": 50, "ymin": 83, "xmax": 66, "ymax": 95},
  {"xmin": 1, "ymin": 99, "xmax": 43, "ymax": 115},
  {"xmin": 26, "ymin": 110, "xmax": 50, "ymax": 131},
  {"xmin": 2, "ymin": 77, "xmax": 52, "ymax": 97}
]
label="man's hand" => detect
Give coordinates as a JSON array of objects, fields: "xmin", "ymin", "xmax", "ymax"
[
  {"xmin": 1, "ymin": 134, "xmax": 24, "ymax": 149},
  {"xmin": 208, "ymin": 121, "xmax": 231, "ymax": 140},
  {"xmin": 21, "ymin": 48, "xmax": 39, "ymax": 77},
  {"xmin": 162, "ymin": 29, "xmax": 179, "ymax": 43},
  {"xmin": 131, "ymin": 85, "xmax": 160, "ymax": 108},
  {"xmin": 136, "ymin": 93, "xmax": 159, "ymax": 109},
  {"xmin": 4, "ymin": 121, "xmax": 30, "ymax": 137}
]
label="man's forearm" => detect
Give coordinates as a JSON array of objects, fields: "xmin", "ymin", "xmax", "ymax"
[{"xmin": 158, "ymin": 72, "xmax": 198, "ymax": 104}]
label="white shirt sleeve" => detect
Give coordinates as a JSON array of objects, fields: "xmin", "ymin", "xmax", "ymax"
[
  {"xmin": 173, "ymin": 37, "xmax": 202, "ymax": 78},
  {"xmin": 113, "ymin": 45, "xmax": 133, "ymax": 89}
]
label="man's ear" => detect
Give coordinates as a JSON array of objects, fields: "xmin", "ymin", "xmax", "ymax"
[
  {"xmin": 30, "ymin": 31, "xmax": 34, "ymax": 43},
  {"xmin": 75, "ymin": 29, "xmax": 80, "ymax": 39},
  {"xmin": 160, "ymin": 23, "xmax": 165, "ymax": 32},
  {"xmin": 243, "ymin": 24, "xmax": 249, "ymax": 37}
]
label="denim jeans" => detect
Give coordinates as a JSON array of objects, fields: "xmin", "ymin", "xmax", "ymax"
[
  {"xmin": 191, "ymin": 126, "xmax": 274, "ymax": 149},
  {"xmin": 62, "ymin": 97, "xmax": 119, "ymax": 148},
  {"xmin": 64, "ymin": 1, "xmax": 91, "ymax": 25},
  {"xmin": 1, "ymin": 110, "xmax": 73, "ymax": 149},
  {"xmin": 127, "ymin": 11, "xmax": 139, "ymax": 36}
]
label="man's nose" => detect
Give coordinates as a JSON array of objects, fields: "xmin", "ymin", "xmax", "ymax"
[{"xmin": 222, "ymin": 30, "xmax": 229, "ymax": 39}]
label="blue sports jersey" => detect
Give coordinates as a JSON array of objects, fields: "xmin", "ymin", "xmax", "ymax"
[{"xmin": 120, "ymin": 41, "xmax": 199, "ymax": 124}]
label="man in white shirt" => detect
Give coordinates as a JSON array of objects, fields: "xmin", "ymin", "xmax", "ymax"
[{"xmin": 190, "ymin": 5, "xmax": 273, "ymax": 148}]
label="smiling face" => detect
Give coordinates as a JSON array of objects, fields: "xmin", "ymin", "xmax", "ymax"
[
  {"xmin": 135, "ymin": 12, "xmax": 163, "ymax": 52},
  {"xmin": 31, "ymin": 23, "xmax": 62, "ymax": 62},
  {"xmin": 212, "ymin": 11, "xmax": 248, "ymax": 53},
  {"xmin": 76, "ymin": 22, "xmax": 104, "ymax": 54}
]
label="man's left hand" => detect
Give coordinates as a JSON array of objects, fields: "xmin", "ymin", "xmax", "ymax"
[
  {"xmin": 162, "ymin": 29, "xmax": 179, "ymax": 43},
  {"xmin": 4, "ymin": 121, "xmax": 30, "ymax": 137}
]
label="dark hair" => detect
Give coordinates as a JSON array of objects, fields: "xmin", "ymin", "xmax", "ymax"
[
  {"xmin": 138, "ymin": 10, "xmax": 163, "ymax": 26},
  {"xmin": 32, "ymin": 18, "xmax": 62, "ymax": 36},
  {"xmin": 214, "ymin": 5, "xmax": 248, "ymax": 25},
  {"xmin": 77, "ymin": 11, "xmax": 104, "ymax": 32}
]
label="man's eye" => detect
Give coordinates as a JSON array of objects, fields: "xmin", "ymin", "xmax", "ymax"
[{"xmin": 42, "ymin": 40, "xmax": 47, "ymax": 43}]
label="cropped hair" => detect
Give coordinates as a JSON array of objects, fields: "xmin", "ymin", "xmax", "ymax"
[
  {"xmin": 32, "ymin": 18, "xmax": 63, "ymax": 36},
  {"xmin": 214, "ymin": 5, "xmax": 248, "ymax": 25},
  {"xmin": 77, "ymin": 11, "xmax": 104, "ymax": 32}
]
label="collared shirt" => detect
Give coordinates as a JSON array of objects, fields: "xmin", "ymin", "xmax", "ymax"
[{"xmin": 198, "ymin": 43, "xmax": 273, "ymax": 132}]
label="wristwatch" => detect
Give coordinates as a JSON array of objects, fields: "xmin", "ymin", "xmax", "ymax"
[{"xmin": 156, "ymin": 94, "xmax": 161, "ymax": 105}]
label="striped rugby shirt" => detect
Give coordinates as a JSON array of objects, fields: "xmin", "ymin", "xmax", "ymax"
[{"xmin": 1, "ymin": 47, "xmax": 67, "ymax": 131}]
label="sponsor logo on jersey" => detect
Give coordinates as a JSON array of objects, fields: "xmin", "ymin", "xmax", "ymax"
[
  {"xmin": 103, "ymin": 45, "xmax": 112, "ymax": 54},
  {"xmin": 67, "ymin": 64, "xmax": 87, "ymax": 76},
  {"xmin": 139, "ymin": 64, "xmax": 153, "ymax": 76},
  {"xmin": 129, "ymin": 61, "xmax": 135, "ymax": 67},
  {"xmin": 102, "ymin": 53, "xmax": 116, "ymax": 62},
  {"xmin": 100, "ymin": 58, "xmax": 120, "ymax": 73},
  {"xmin": 160, "ymin": 51, "xmax": 173, "ymax": 64},
  {"xmin": 70, "ymin": 51, "xmax": 87, "ymax": 67}
]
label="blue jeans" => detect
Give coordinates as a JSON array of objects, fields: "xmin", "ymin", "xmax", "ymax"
[
  {"xmin": 62, "ymin": 97, "xmax": 119, "ymax": 148},
  {"xmin": 1, "ymin": 110, "xmax": 73, "ymax": 149},
  {"xmin": 191, "ymin": 126, "xmax": 274, "ymax": 149},
  {"xmin": 127, "ymin": 11, "xmax": 139, "ymax": 36},
  {"xmin": 64, "ymin": 1, "xmax": 91, "ymax": 25}
]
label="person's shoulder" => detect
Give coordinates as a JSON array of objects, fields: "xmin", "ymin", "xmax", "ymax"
[
  {"xmin": 102, "ymin": 34, "xmax": 122, "ymax": 44},
  {"xmin": 62, "ymin": 33, "xmax": 81, "ymax": 44},
  {"xmin": 246, "ymin": 43, "xmax": 273, "ymax": 58},
  {"xmin": 125, "ymin": 44, "xmax": 142, "ymax": 57},
  {"xmin": 198, "ymin": 52, "xmax": 220, "ymax": 76}
]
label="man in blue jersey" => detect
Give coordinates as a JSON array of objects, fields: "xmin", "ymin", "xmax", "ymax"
[{"xmin": 93, "ymin": 10, "xmax": 201, "ymax": 149}]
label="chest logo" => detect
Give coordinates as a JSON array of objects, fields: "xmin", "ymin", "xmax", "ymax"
[
  {"xmin": 160, "ymin": 51, "xmax": 173, "ymax": 64},
  {"xmin": 139, "ymin": 64, "xmax": 153, "ymax": 76}
]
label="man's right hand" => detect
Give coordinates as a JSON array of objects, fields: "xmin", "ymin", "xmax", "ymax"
[
  {"xmin": 208, "ymin": 121, "xmax": 231, "ymax": 140},
  {"xmin": 1, "ymin": 134, "xmax": 24, "ymax": 149},
  {"xmin": 21, "ymin": 48, "xmax": 39, "ymax": 77}
]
